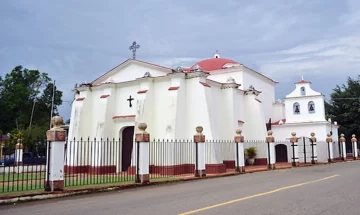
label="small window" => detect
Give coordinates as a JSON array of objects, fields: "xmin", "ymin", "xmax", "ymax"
[
  {"xmin": 300, "ymin": 87, "xmax": 306, "ymax": 96},
  {"xmin": 308, "ymin": 101, "xmax": 315, "ymax": 113},
  {"xmin": 293, "ymin": 102, "xmax": 300, "ymax": 115}
]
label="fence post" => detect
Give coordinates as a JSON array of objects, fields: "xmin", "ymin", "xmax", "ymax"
[
  {"xmin": 339, "ymin": 134, "xmax": 346, "ymax": 160},
  {"xmin": 45, "ymin": 116, "xmax": 66, "ymax": 191},
  {"xmin": 135, "ymin": 122, "xmax": 150, "ymax": 184},
  {"xmin": 310, "ymin": 132, "xmax": 318, "ymax": 164},
  {"xmin": 290, "ymin": 132, "xmax": 299, "ymax": 167},
  {"xmin": 351, "ymin": 134, "xmax": 358, "ymax": 160},
  {"xmin": 194, "ymin": 126, "xmax": 206, "ymax": 177},
  {"xmin": 15, "ymin": 139, "xmax": 23, "ymax": 165},
  {"xmin": 266, "ymin": 130, "xmax": 275, "ymax": 170},
  {"xmin": 234, "ymin": 129, "xmax": 245, "ymax": 173},
  {"xmin": 326, "ymin": 133, "xmax": 333, "ymax": 163}
]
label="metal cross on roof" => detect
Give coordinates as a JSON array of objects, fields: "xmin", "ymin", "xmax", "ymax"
[{"xmin": 129, "ymin": 41, "xmax": 140, "ymax": 59}]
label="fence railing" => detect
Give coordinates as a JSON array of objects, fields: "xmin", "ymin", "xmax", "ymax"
[
  {"xmin": 0, "ymin": 136, "xmax": 352, "ymax": 195},
  {"xmin": 1, "ymin": 138, "xmax": 47, "ymax": 194},
  {"xmin": 64, "ymin": 138, "xmax": 135, "ymax": 188}
]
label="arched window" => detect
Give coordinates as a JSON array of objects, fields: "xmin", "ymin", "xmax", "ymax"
[
  {"xmin": 293, "ymin": 102, "xmax": 300, "ymax": 115},
  {"xmin": 300, "ymin": 87, "xmax": 306, "ymax": 96},
  {"xmin": 308, "ymin": 101, "xmax": 315, "ymax": 113}
]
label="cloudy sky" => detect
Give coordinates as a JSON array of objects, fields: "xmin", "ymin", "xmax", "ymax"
[{"xmin": 1, "ymin": 0, "xmax": 359, "ymax": 120}]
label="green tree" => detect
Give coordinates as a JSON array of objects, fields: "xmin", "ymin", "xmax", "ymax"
[
  {"xmin": 326, "ymin": 75, "xmax": 360, "ymax": 140},
  {"xmin": 0, "ymin": 65, "xmax": 63, "ymax": 134}
]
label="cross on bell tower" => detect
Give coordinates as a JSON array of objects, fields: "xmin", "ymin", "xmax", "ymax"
[{"xmin": 129, "ymin": 41, "xmax": 140, "ymax": 59}]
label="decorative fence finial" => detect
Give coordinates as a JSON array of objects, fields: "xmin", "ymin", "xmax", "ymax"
[
  {"xmin": 138, "ymin": 122, "xmax": 148, "ymax": 134},
  {"xmin": 50, "ymin": 116, "xmax": 64, "ymax": 131},
  {"xmin": 310, "ymin": 132, "xmax": 316, "ymax": 142},
  {"xmin": 290, "ymin": 132, "xmax": 298, "ymax": 143},
  {"xmin": 340, "ymin": 133, "xmax": 346, "ymax": 142},
  {"xmin": 352, "ymin": 134, "xmax": 357, "ymax": 142},
  {"xmin": 235, "ymin": 128, "xmax": 242, "ymax": 136},
  {"xmin": 266, "ymin": 130, "xmax": 275, "ymax": 143},
  {"xmin": 326, "ymin": 133, "xmax": 333, "ymax": 143},
  {"xmin": 196, "ymin": 126, "xmax": 203, "ymax": 135}
]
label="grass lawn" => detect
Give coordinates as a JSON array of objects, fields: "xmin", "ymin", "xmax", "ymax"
[
  {"xmin": 0, "ymin": 172, "xmax": 45, "ymax": 182},
  {"xmin": 1, "ymin": 173, "xmax": 178, "ymax": 195}
]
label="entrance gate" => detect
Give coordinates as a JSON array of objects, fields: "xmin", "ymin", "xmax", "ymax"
[
  {"xmin": 298, "ymin": 137, "xmax": 312, "ymax": 164},
  {"xmin": 275, "ymin": 144, "xmax": 288, "ymax": 162}
]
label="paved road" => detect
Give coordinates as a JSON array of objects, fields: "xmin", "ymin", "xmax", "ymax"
[{"xmin": 1, "ymin": 161, "xmax": 360, "ymax": 215}]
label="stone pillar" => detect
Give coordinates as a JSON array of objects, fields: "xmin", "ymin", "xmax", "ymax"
[
  {"xmin": 266, "ymin": 130, "xmax": 276, "ymax": 170},
  {"xmin": 135, "ymin": 122, "xmax": 150, "ymax": 184},
  {"xmin": 194, "ymin": 126, "xmax": 206, "ymax": 177},
  {"xmin": 290, "ymin": 132, "xmax": 299, "ymax": 167},
  {"xmin": 45, "ymin": 116, "xmax": 66, "ymax": 192},
  {"xmin": 234, "ymin": 129, "xmax": 245, "ymax": 173},
  {"xmin": 326, "ymin": 133, "xmax": 334, "ymax": 163},
  {"xmin": 339, "ymin": 134, "xmax": 346, "ymax": 160},
  {"xmin": 15, "ymin": 139, "xmax": 23, "ymax": 166},
  {"xmin": 351, "ymin": 134, "xmax": 358, "ymax": 160},
  {"xmin": 310, "ymin": 132, "xmax": 318, "ymax": 164}
]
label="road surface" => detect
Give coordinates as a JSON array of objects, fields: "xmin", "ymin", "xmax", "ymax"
[{"xmin": 1, "ymin": 161, "xmax": 360, "ymax": 215}]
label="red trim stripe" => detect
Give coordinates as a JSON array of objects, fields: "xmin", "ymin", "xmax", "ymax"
[
  {"xmin": 137, "ymin": 90, "xmax": 148, "ymax": 94},
  {"xmin": 100, "ymin": 94, "xmax": 110, "ymax": 98},
  {"xmin": 200, "ymin": 81, "xmax": 211, "ymax": 87},
  {"xmin": 168, "ymin": 86, "xmax": 180, "ymax": 91},
  {"xmin": 255, "ymin": 98, "xmax": 262, "ymax": 103},
  {"xmin": 112, "ymin": 115, "xmax": 136, "ymax": 119},
  {"xmin": 76, "ymin": 97, "xmax": 85, "ymax": 101}
]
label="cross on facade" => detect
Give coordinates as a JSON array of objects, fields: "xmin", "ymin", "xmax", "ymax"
[
  {"xmin": 129, "ymin": 41, "xmax": 140, "ymax": 59},
  {"xmin": 127, "ymin": 95, "xmax": 134, "ymax": 107}
]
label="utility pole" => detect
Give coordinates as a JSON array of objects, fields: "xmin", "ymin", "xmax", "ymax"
[{"xmin": 50, "ymin": 80, "xmax": 56, "ymax": 129}]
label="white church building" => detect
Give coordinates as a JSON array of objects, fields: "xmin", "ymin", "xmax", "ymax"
[{"xmin": 66, "ymin": 51, "xmax": 339, "ymax": 174}]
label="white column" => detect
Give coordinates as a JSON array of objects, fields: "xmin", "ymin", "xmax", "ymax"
[
  {"xmin": 351, "ymin": 134, "xmax": 358, "ymax": 160},
  {"xmin": 45, "ymin": 116, "xmax": 66, "ymax": 191},
  {"xmin": 194, "ymin": 126, "xmax": 206, "ymax": 177},
  {"xmin": 310, "ymin": 132, "xmax": 318, "ymax": 164},
  {"xmin": 15, "ymin": 139, "xmax": 24, "ymax": 173},
  {"xmin": 340, "ymin": 134, "xmax": 346, "ymax": 160},
  {"xmin": 290, "ymin": 132, "xmax": 299, "ymax": 166},
  {"xmin": 15, "ymin": 139, "xmax": 23, "ymax": 165},
  {"xmin": 266, "ymin": 130, "xmax": 276, "ymax": 170},
  {"xmin": 326, "ymin": 134, "xmax": 334, "ymax": 162},
  {"xmin": 135, "ymin": 123, "xmax": 150, "ymax": 184},
  {"xmin": 234, "ymin": 129, "xmax": 245, "ymax": 173}
]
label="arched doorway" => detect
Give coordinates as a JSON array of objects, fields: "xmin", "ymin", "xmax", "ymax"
[
  {"xmin": 275, "ymin": 144, "xmax": 288, "ymax": 162},
  {"xmin": 122, "ymin": 126, "xmax": 134, "ymax": 171}
]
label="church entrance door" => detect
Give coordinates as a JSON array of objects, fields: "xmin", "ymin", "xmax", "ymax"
[
  {"xmin": 122, "ymin": 126, "xmax": 134, "ymax": 171},
  {"xmin": 275, "ymin": 144, "xmax": 288, "ymax": 162}
]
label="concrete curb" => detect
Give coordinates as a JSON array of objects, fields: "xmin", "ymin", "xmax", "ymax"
[{"xmin": 0, "ymin": 159, "xmax": 357, "ymax": 205}]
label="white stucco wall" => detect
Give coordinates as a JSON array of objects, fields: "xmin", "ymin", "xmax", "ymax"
[
  {"xmin": 271, "ymin": 122, "xmax": 329, "ymax": 142},
  {"xmin": 272, "ymin": 102, "xmax": 285, "ymax": 122},
  {"xmin": 67, "ymin": 59, "xmax": 338, "ymax": 168},
  {"xmin": 284, "ymin": 95, "xmax": 326, "ymax": 123},
  {"xmin": 242, "ymin": 93, "xmax": 268, "ymax": 140},
  {"xmin": 242, "ymin": 68, "xmax": 276, "ymax": 123},
  {"xmin": 207, "ymin": 71, "xmax": 243, "ymax": 85}
]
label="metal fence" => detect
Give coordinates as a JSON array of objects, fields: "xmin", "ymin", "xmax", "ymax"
[
  {"xmin": 1, "ymin": 138, "xmax": 47, "ymax": 194},
  {"xmin": 1, "ymin": 135, "xmax": 353, "ymax": 195},
  {"xmin": 64, "ymin": 138, "xmax": 136, "ymax": 188},
  {"xmin": 149, "ymin": 139, "xmax": 195, "ymax": 178}
]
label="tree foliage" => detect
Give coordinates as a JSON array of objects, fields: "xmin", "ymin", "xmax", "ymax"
[
  {"xmin": 0, "ymin": 66, "xmax": 63, "ymax": 140},
  {"xmin": 325, "ymin": 75, "xmax": 360, "ymax": 140}
]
